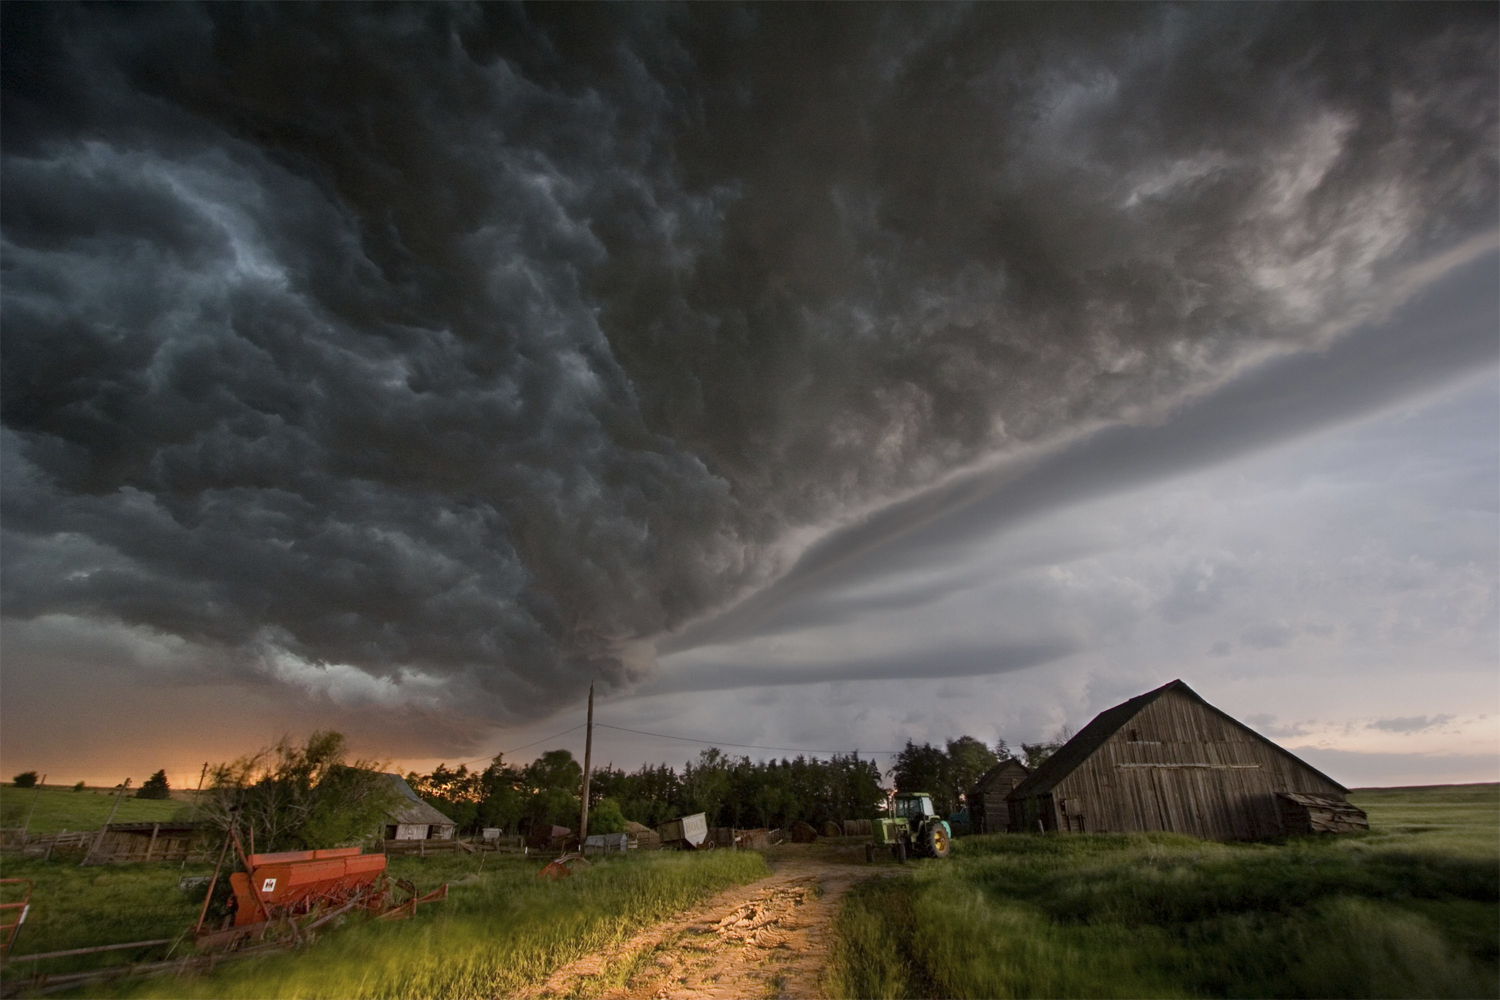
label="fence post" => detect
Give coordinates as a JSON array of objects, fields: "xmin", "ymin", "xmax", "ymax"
[
  {"xmin": 82, "ymin": 779, "xmax": 131, "ymax": 865},
  {"xmin": 19, "ymin": 775, "xmax": 47, "ymax": 846}
]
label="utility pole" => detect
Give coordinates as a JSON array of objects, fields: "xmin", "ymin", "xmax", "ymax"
[{"xmin": 578, "ymin": 682, "xmax": 594, "ymax": 851}]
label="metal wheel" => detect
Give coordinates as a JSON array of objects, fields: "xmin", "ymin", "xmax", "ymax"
[{"xmin": 923, "ymin": 824, "xmax": 950, "ymax": 859}]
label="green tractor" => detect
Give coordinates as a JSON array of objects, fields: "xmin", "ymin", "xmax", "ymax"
[{"xmin": 867, "ymin": 791, "xmax": 951, "ymax": 863}]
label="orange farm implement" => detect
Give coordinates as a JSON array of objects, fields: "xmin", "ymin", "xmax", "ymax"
[
  {"xmin": 193, "ymin": 829, "xmax": 448, "ymax": 951},
  {"xmin": 0, "ymin": 830, "xmax": 447, "ymax": 997}
]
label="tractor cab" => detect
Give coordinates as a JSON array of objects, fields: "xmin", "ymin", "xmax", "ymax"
[{"xmin": 893, "ymin": 792, "xmax": 937, "ymax": 828}]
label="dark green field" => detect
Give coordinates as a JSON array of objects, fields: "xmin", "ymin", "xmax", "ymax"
[
  {"xmin": 825, "ymin": 784, "xmax": 1499, "ymax": 999},
  {"xmin": 0, "ymin": 786, "xmax": 190, "ymax": 835}
]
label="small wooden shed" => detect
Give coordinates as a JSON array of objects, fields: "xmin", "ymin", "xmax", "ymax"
[
  {"xmin": 380, "ymin": 773, "xmax": 456, "ymax": 841},
  {"xmin": 966, "ymin": 758, "xmax": 1031, "ymax": 834},
  {"xmin": 1006, "ymin": 679, "xmax": 1368, "ymax": 840},
  {"xmin": 81, "ymin": 821, "xmax": 213, "ymax": 864}
]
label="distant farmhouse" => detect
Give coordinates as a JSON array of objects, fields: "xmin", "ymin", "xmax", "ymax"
[
  {"xmin": 967, "ymin": 758, "xmax": 1030, "ymax": 834},
  {"xmin": 1007, "ymin": 680, "xmax": 1368, "ymax": 840},
  {"xmin": 380, "ymin": 773, "xmax": 456, "ymax": 841}
]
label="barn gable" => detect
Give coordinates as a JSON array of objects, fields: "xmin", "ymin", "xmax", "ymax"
[
  {"xmin": 380, "ymin": 773, "xmax": 457, "ymax": 841},
  {"xmin": 1006, "ymin": 680, "xmax": 1362, "ymax": 840},
  {"xmin": 967, "ymin": 758, "xmax": 1030, "ymax": 834}
]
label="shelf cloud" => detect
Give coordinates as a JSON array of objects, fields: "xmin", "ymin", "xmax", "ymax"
[{"xmin": 2, "ymin": 4, "xmax": 1495, "ymax": 727}]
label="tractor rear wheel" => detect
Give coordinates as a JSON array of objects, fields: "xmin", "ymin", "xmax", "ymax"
[{"xmin": 923, "ymin": 824, "xmax": 950, "ymax": 859}]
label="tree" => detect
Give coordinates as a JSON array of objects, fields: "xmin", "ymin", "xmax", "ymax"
[
  {"xmin": 683, "ymin": 748, "xmax": 732, "ymax": 823},
  {"xmin": 136, "ymin": 769, "xmax": 171, "ymax": 799},
  {"xmin": 476, "ymin": 754, "xmax": 525, "ymax": 833},
  {"xmin": 12, "ymin": 772, "xmax": 37, "ymax": 789},
  {"xmin": 589, "ymin": 797, "xmax": 627, "ymax": 834},
  {"xmin": 946, "ymin": 736, "xmax": 1000, "ymax": 812},
  {"xmin": 520, "ymin": 749, "xmax": 582, "ymax": 829},
  {"xmin": 892, "ymin": 741, "xmax": 954, "ymax": 814},
  {"xmin": 201, "ymin": 731, "xmax": 399, "ymax": 851},
  {"xmin": 1021, "ymin": 725, "xmax": 1075, "ymax": 770},
  {"xmin": 73, "ymin": 781, "xmax": 86, "ymax": 792}
]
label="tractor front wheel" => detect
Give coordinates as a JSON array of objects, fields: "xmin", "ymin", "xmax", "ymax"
[
  {"xmin": 865, "ymin": 843, "xmax": 875, "ymax": 864},
  {"xmin": 891, "ymin": 841, "xmax": 906, "ymax": 864},
  {"xmin": 923, "ymin": 824, "xmax": 950, "ymax": 859}
]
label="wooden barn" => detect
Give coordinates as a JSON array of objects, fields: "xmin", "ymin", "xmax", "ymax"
[
  {"xmin": 380, "ymin": 773, "xmax": 456, "ymax": 841},
  {"xmin": 1006, "ymin": 680, "xmax": 1368, "ymax": 840},
  {"xmin": 966, "ymin": 758, "xmax": 1031, "ymax": 834}
]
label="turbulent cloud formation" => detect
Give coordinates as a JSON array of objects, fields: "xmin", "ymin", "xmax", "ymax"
[{"xmin": 2, "ymin": 5, "xmax": 1495, "ymax": 721}]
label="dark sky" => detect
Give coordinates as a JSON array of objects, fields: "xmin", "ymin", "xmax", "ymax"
[{"xmin": 2, "ymin": 4, "xmax": 1495, "ymax": 785}]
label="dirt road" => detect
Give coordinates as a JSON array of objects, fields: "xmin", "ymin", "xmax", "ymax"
[{"xmin": 516, "ymin": 841, "xmax": 895, "ymax": 1000}]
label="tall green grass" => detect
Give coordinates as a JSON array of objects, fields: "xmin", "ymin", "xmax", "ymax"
[
  {"xmin": 825, "ymin": 785, "xmax": 1499, "ymax": 999},
  {"xmin": 97, "ymin": 849, "xmax": 768, "ymax": 999}
]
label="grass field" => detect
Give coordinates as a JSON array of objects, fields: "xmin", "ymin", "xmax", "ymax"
[
  {"xmin": 824, "ymin": 784, "xmax": 1499, "ymax": 999},
  {"xmin": 0, "ymin": 848, "xmax": 767, "ymax": 999},
  {"xmin": 0, "ymin": 786, "xmax": 192, "ymax": 835}
]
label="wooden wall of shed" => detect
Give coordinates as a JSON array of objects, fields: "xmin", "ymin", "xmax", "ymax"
[
  {"xmin": 969, "ymin": 760, "xmax": 1029, "ymax": 833},
  {"xmin": 1049, "ymin": 688, "xmax": 1346, "ymax": 841},
  {"xmin": 84, "ymin": 828, "xmax": 211, "ymax": 864}
]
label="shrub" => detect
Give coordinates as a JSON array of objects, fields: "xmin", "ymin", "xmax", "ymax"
[
  {"xmin": 589, "ymin": 797, "xmax": 627, "ymax": 835},
  {"xmin": 73, "ymin": 781, "xmax": 87, "ymax": 792},
  {"xmin": 12, "ymin": 771, "xmax": 38, "ymax": 789}
]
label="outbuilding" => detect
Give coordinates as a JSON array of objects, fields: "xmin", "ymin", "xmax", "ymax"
[
  {"xmin": 966, "ymin": 758, "xmax": 1030, "ymax": 834},
  {"xmin": 380, "ymin": 773, "xmax": 456, "ymax": 841},
  {"xmin": 1006, "ymin": 679, "xmax": 1368, "ymax": 840}
]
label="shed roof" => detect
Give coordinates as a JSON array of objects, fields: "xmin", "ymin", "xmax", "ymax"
[
  {"xmin": 380, "ymin": 773, "xmax": 456, "ymax": 827},
  {"xmin": 967, "ymin": 758, "xmax": 1030, "ymax": 799},
  {"xmin": 1006, "ymin": 679, "xmax": 1347, "ymax": 800}
]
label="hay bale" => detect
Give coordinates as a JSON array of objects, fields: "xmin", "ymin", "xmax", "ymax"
[
  {"xmin": 821, "ymin": 821, "xmax": 843, "ymax": 838},
  {"xmin": 789, "ymin": 821, "xmax": 819, "ymax": 843},
  {"xmin": 842, "ymin": 819, "xmax": 872, "ymax": 837}
]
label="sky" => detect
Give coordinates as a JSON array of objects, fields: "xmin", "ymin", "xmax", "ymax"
[{"xmin": 1, "ymin": 4, "xmax": 1496, "ymax": 790}]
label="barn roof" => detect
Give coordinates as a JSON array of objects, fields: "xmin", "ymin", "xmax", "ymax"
[
  {"xmin": 1006, "ymin": 679, "xmax": 1347, "ymax": 800},
  {"xmin": 380, "ymin": 773, "xmax": 456, "ymax": 827},
  {"xmin": 968, "ymin": 757, "xmax": 1030, "ymax": 798}
]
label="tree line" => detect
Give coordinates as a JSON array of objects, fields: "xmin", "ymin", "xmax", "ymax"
[
  {"xmin": 9, "ymin": 726, "xmax": 1069, "ymax": 850},
  {"xmin": 404, "ymin": 732, "xmax": 1068, "ymax": 836}
]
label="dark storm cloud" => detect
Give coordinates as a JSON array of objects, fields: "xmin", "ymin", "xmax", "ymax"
[
  {"xmin": 2, "ymin": 4, "xmax": 1495, "ymax": 720},
  {"xmin": 665, "ymin": 251, "xmax": 1498, "ymax": 653}
]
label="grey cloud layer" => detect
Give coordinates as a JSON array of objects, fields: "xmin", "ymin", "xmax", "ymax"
[{"xmin": 2, "ymin": 4, "xmax": 1494, "ymax": 720}]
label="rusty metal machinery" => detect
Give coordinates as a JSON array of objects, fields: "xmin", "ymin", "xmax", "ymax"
[{"xmin": 195, "ymin": 836, "xmax": 447, "ymax": 952}]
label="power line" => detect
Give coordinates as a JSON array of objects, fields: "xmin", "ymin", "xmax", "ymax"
[
  {"xmin": 593, "ymin": 723, "xmax": 903, "ymax": 756},
  {"xmin": 447, "ymin": 724, "xmax": 588, "ymax": 768}
]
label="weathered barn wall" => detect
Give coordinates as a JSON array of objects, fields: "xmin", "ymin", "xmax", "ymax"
[{"xmin": 1008, "ymin": 683, "xmax": 1352, "ymax": 841}]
